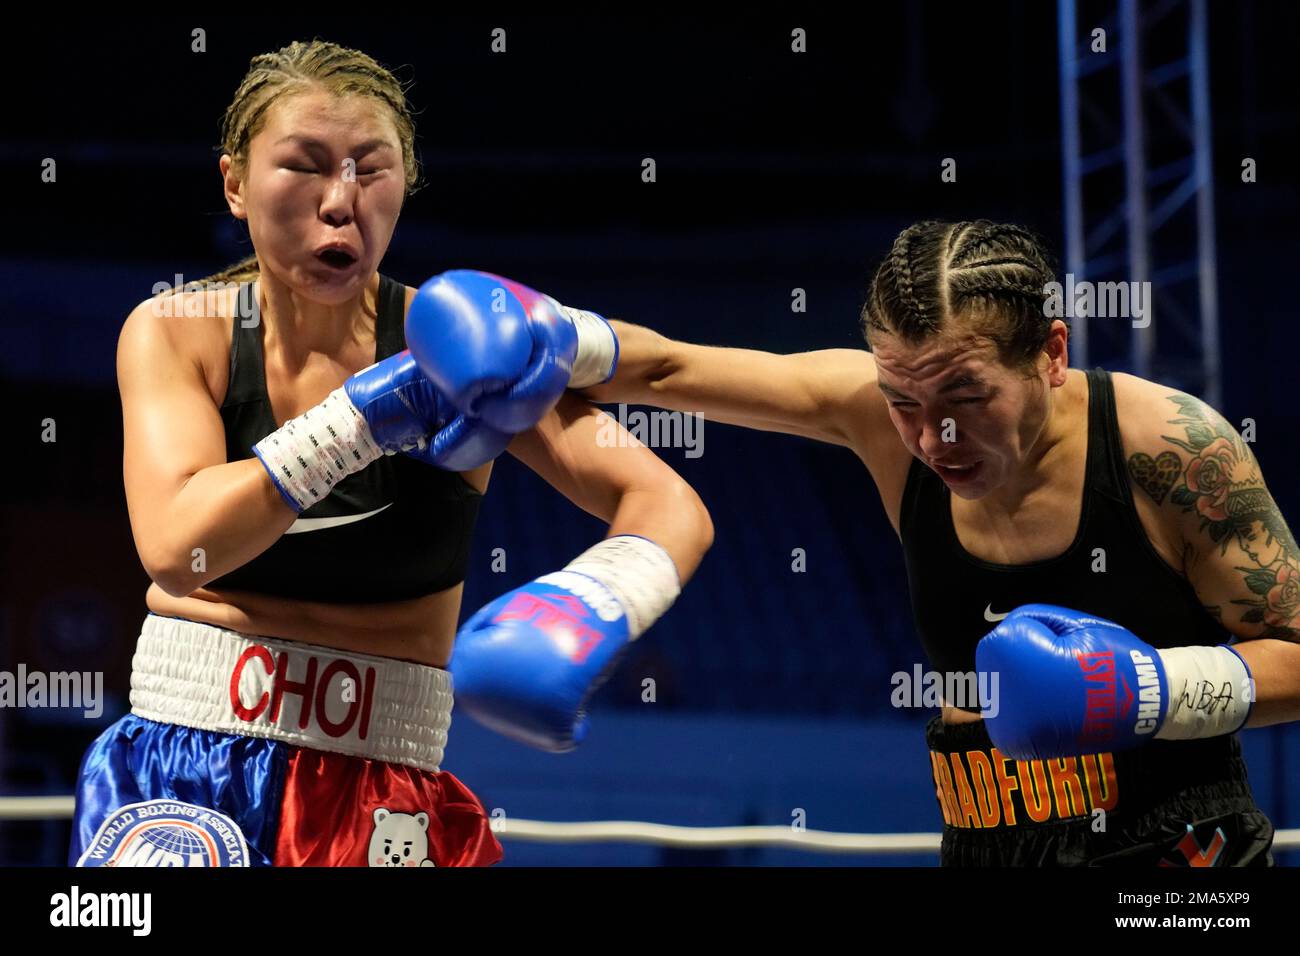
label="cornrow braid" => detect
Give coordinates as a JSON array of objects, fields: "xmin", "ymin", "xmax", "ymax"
[
  {"xmin": 946, "ymin": 222, "xmax": 1045, "ymax": 269},
  {"xmin": 893, "ymin": 230, "xmax": 923, "ymax": 326},
  {"xmin": 863, "ymin": 220, "xmax": 950, "ymax": 340},
  {"xmin": 862, "ymin": 219, "xmax": 1062, "ymax": 370}
]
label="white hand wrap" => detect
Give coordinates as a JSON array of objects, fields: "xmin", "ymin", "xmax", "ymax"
[
  {"xmin": 559, "ymin": 535, "xmax": 681, "ymax": 639},
  {"xmin": 560, "ymin": 304, "xmax": 618, "ymax": 388},
  {"xmin": 253, "ymin": 387, "xmax": 384, "ymax": 512},
  {"xmin": 1154, "ymin": 644, "xmax": 1253, "ymax": 741}
]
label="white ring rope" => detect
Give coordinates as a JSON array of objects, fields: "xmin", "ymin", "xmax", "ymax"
[
  {"xmin": 1, "ymin": 797, "xmax": 1298, "ymax": 854},
  {"xmin": 0, "ymin": 796, "xmax": 75, "ymax": 820},
  {"xmin": 489, "ymin": 820, "xmax": 941, "ymax": 853}
]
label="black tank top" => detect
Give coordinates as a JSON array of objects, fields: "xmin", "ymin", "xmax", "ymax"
[
  {"xmin": 900, "ymin": 368, "xmax": 1226, "ymax": 699},
  {"xmin": 207, "ymin": 273, "xmax": 483, "ymax": 603}
]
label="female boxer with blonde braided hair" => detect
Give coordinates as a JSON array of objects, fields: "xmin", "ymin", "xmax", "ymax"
[
  {"xmin": 582, "ymin": 219, "xmax": 1300, "ymax": 866},
  {"xmin": 69, "ymin": 39, "xmax": 711, "ymax": 868}
]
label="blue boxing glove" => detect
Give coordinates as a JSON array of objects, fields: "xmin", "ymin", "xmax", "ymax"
[
  {"xmin": 450, "ymin": 576, "xmax": 630, "ymax": 752},
  {"xmin": 343, "ymin": 349, "xmax": 511, "ymax": 472},
  {"xmin": 450, "ymin": 536, "xmax": 681, "ymax": 751},
  {"xmin": 977, "ymin": 604, "xmax": 1254, "ymax": 761},
  {"xmin": 253, "ymin": 349, "xmax": 511, "ymax": 512},
  {"xmin": 407, "ymin": 270, "xmax": 614, "ymax": 435}
]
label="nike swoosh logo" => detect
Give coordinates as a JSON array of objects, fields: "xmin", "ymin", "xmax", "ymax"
[
  {"xmin": 1120, "ymin": 674, "xmax": 1134, "ymax": 716},
  {"xmin": 284, "ymin": 503, "xmax": 393, "ymax": 534},
  {"xmin": 984, "ymin": 604, "xmax": 1011, "ymax": 623}
]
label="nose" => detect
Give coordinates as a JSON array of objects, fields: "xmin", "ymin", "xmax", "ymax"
[
  {"xmin": 916, "ymin": 414, "xmax": 956, "ymax": 460},
  {"xmin": 390, "ymin": 854, "xmax": 401, "ymax": 865},
  {"xmin": 319, "ymin": 176, "xmax": 357, "ymax": 227}
]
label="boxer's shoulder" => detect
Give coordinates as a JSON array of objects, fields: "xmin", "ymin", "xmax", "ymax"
[
  {"xmin": 1110, "ymin": 369, "xmax": 1188, "ymax": 417},
  {"xmin": 119, "ymin": 287, "xmax": 234, "ymax": 403},
  {"xmin": 1110, "ymin": 371, "xmax": 1241, "ymax": 465},
  {"xmin": 821, "ymin": 348, "xmax": 894, "ymax": 439}
]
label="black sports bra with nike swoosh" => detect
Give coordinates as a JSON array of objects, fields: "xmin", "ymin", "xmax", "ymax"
[
  {"xmin": 899, "ymin": 368, "xmax": 1225, "ymax": 696},
  {"xmin": 207, "ymin": 273, "xmax": 483, "ymax": 602}
]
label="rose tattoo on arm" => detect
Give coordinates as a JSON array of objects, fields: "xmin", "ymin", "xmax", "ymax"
[{"xmin": 1129, "ymin": 393, "xmax": 1300, "ymax": 640}]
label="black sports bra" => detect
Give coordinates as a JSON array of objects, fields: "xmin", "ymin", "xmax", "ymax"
[
  {"xmin": 899, "ymin": 368, "xmax": 1225, "ymax": 688},
  {"xmin": 207, "ymin": 273, "xmax": 483, "ymax": 602}
]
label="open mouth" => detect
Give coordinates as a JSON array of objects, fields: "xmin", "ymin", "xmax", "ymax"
[
  {"xmin": 933, "ymin": 460, "xmax": 983, "ymax": 483},
  {"xmin": 316, "ymin": 248, "xmax": 358, "ymax": 270}
]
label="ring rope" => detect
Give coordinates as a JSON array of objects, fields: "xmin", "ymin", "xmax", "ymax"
[{"xmin": 2, "ymin": 797, "xmax": 1297, "ymax": 853}]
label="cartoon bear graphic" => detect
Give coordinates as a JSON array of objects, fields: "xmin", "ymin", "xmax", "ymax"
[{"xmin": 368, "ymin": 808, "xmax": 436, "ymax": 867}]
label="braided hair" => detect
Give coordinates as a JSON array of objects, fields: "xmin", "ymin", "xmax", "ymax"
[{"xmin": 862, "ymin": 220, "xmax": 1062, "ymax": 369}]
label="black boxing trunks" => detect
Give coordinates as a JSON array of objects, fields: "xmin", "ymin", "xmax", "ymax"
[{"xmin": 925, "ymin": 715, "xmax": 1273, "ymax": 866}]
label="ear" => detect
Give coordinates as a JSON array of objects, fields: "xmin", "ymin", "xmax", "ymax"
[
  {"xmin": 373, "ymin": 808, "xmax": 389, "ymax": 825},
  {"xmin": 1044, "ymin": 320, "xmax": 1070, "ymax": 387},
  {"xmin": 220, "ymin": 153, "xmax": 247, "ymax": 221},
  {"xmin": 415, "ymin": 812, "xmax": 429, "ymax": 831}
]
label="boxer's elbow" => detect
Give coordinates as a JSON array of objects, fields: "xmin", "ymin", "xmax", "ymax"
[
  {"xmin": 147, "ymin": 563, "xmax": 199, "ymax": 599},
  {"xmin": 685, "ymin": 484, "xmax": 715, "ymax": 559},
  {"xmin": 633, "ymin": 478, "xmax": 713, "ymax": 583},
  {"xmin": 138, "ymin": 540, "xmax": 206, "ymax": 598},
  {"xmin": 664, "ymin": 476, "xmax": 713, "ymax": 543}
]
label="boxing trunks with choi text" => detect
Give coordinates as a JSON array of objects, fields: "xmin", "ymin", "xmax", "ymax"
[{"xmin": 70, "ymin": 614, "xmax": 502, "ymax": 867}]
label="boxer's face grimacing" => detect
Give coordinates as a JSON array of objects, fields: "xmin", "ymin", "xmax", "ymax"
[
  {"xmin": 231, "ymin": 89, "xmax": 405, "ymax": 304},
  {"xmin": 873, "ymin": 328, "xmax": 1053, "ymax": 500}
]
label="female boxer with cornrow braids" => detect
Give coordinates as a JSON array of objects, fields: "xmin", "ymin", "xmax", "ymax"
[{"xmin": 581, "ymin": 218, "xmax": 1300, "ymax": 866}]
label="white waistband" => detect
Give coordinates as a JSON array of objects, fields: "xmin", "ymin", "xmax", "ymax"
[{"xmin": 130, "ymin": 614, "xmax": 452, "ymax": 773}]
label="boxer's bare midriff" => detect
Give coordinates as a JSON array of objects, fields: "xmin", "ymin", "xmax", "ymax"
[{"xmin": 145, "ymin": 582, "xmax": 462, "ymax": 669}]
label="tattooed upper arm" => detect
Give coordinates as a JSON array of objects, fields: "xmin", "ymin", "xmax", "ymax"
[{"xmin": 1126, "ymin": 387, "xmax": 1300, "ymax": 643}]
